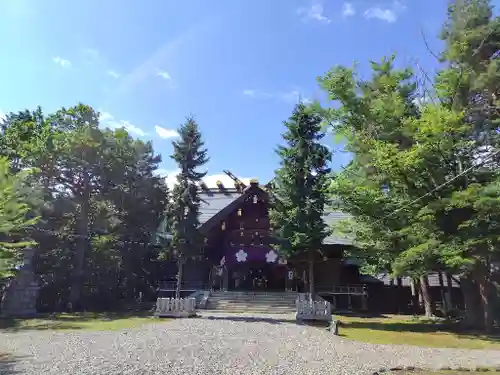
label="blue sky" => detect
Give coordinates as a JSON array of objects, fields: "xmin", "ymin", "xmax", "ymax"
[{"xmin": 0, "ymin": 0, "xmax": 470, "ymax": 187}]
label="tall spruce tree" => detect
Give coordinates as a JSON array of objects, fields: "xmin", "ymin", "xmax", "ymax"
[
  {"xmin": 169, "ymin": 117, "xmax": 208, "ymax": 298},
  {"xmin": 269, "ymin": 103, "xmax": 331, "ymax": 297}
]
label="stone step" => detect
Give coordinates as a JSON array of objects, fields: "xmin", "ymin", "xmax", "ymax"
[
  {"xmin": 203, "ymin": 309, "xmax": 295, "ymax": 314},
  {"xmin": 207, "ymin": 304, "xmax": 295, "ymax": 309},
  {"xmin": 209, "ymin": 298, "xmax": 296, "ymax": 303},
  {"xmin": 205, "ymin": 306, "xmax": 295, "ymax": 312},
  {"xmin": 209, "ymin": 295, "xmax": 297, "ymax": 300},
  {"xmin": 205, "ymin": 291, "xmax": 299, "ymax": 313}
]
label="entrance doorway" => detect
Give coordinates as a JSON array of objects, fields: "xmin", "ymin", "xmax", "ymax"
[{"xmin": 230, "ymin": 261, "xmax": 287, "ymax": 291}]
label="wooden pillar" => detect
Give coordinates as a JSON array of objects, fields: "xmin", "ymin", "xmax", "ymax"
[
  {"xmin": 347, "ymin": 293, "xmax": 352, "ymax": 310},
  {"xmin": 361, "ymin": 292, "xmax": 368, "ymax": 311},
  {"xmin": 410, "ymin": 278, "xmax": 419, "ymax": 314},
  {"xmin": 438, "ymin": 272, "xmax": 448, "ymax": 315},
  {"xmin": 223, "ymin": 266, "xmax": 228, "ymax": 291},
  {"xmin": 445, "ymin": 272, "xmax": 454, "ymax": 309}
]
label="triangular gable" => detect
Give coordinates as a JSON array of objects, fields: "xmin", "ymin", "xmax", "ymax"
[{"xmin": 198, "ymin": 184, "xmax": 268, "ymax": 235}]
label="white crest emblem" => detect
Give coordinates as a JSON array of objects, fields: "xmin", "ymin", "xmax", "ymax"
[
  {"xmin": 235, "ymin": 249, "xmax": 248, "ymax": 263},
  {"xmin": 265, "ymin": 250, "xmax": 278, "ymax": 263}
]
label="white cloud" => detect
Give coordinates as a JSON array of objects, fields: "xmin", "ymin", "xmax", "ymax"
[
  {"xmin": 364, "ymin": 7, "xmax": 396, "ymax": 22},
  {"xmin": 112, "ymin": 17, "xmax": 219, "ymax": 98},
  {"xmin": 243, "ymin": 88, "xmax": 312, "ymax": 104},
  {"xmin": 99, "ymin": 111, "xmax": 147, "ymax": 137},
  {"xmin": 82, "ymin": 48, "xmax": 100, "ymax": 63},
  {"xmin": 297, "ymin": 1, "xmax": 331, "ymax": 24},
  {"xmin": 242, "ymin": 89, "xmax": 256, "ymax": 97},
  {"xmin": 155, "ymin": 125, "xmax": 179, "ymax": 139},
  {"xmin": 342, "ymin": 3, "xmax": 356, "ymax": 17},
  {"xmin": 242, "ymin": 89, "xmax": 272, "ymax": 99},
  {"xmin": 107, "ymin": 70, "xmax": 120, "ymax": 79},
  {"xmin": 364, "ymin": 1, "xmax": 406, "ymax": 23},
  {"xmin": 203, "ymin": 174, "xmax": 253, "ymax": 189},
  {"xmin": 99, "ymin": 111, "xmax": 114, "ymax": 122},
  {"xmin": 281, "ymin": 90, "xmax": 312, "ymax": 104},
  {"xmin": 160, "ymin": 170, "xmax": 254, "ymax": 190},
  {"xmin": 157, "ymin": 69, "xmax": 172, "ymax": 81},
  {"xmin": 53, "ymin": 56, "xmax": 71, "ymax": 68}
]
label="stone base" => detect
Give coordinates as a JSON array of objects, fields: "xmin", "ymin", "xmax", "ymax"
[
  {"xmin": 155, "ymin": 297, "xmax": 197, "ymax": 318},
  {"xmin": 155, "ymin": 311, "xmax": 197, "ymax": 318},
  {"xmin": 1, "ymin": 282, "xmax": 39, "ymax": 318}
]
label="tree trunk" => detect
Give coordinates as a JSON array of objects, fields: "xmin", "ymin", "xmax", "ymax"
[
  {"xmin": 419, "ymin": 275, "xmax": 433, "ymax": 317},
  {"xmin": 308, "ymin": 251, "xmax": 315, "ymax": 300},
  {"xmin": 175, "ymin": 257, "xmax": 184, "ymax": 300},
  {"xmin": 438, "ymin": 272, "xmax": 448, "ymax": 316},
  {"xmin": 445, "ymin": 272, "xmax": 454, "ymax": 310},
  {"xmin": 69, "ymin": 178, "xmax": 90, "ymax": 312},
  {"xmin": 461, "ymin": 274, "xmax": 483, "ymax": 328},
  {"xmin": 410, "ymin": 278, "xmax": 420, "ymax": 315},
  {"xmin": 473, "ymin": 264, "xmax": 494, "ymax": 333}
]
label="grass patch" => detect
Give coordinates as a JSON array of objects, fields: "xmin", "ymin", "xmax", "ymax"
[
  {"xmin": 0, "ymin": 311, "xmax": 161, "ymax": 332},
  {"xmin": 393, "ymin": 371, "xmax": 499, "ymax": 374},
  {"xmin": 336, "ymin": 314, "xmax": 500, "ymax": 350}
]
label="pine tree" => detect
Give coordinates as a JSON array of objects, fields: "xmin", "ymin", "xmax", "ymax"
[
  {"xmin": 168, "ymin": 117, "xmax": 208, "ymax": 298},
  {"xmin": 0, "ymin": 157, "xmax": 41, "ymax": 278},
  {"xmin": 435, "ymin": 0, "xmax": 500, "ymax": 332},
  {"xmin": 269, "ymin": 103, "xmax": 331, "ymax": 297}
]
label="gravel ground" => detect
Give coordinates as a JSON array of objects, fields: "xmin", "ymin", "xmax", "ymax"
[{"xmin": 1, "ymin": 312, "xmax": 500, "ymax": 375}]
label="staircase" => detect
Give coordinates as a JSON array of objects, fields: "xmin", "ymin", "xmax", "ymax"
[{"xmin": 205, "ymin": 291, "xmax": 298, "ymax": 313}]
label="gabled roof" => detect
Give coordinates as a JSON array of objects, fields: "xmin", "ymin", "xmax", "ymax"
[
  {"xmin": 323, "ymin": 210, "xmax": 352, "ymax": 245},
  {"xmin": 155, "ymin": 183, "xmax": 353, "ymax": 246},
  {"xmin": 198, "ymin": 184, "xmax": 268, "ymax": 234},
  {"xmin": 199, "ymin": 187, "xmax": 242, "ymax": 225}
]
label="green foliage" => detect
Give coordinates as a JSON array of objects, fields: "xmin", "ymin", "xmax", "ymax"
[
  {"xmin": 167, "ymin": 117, "xmax": 208, "ymax": 259},
  {"xmin": 318, "ymin": 0, "xmax": 500, "ymax": 330},
  {"xmin": 1, "ymin": 103, "xmax": 168, "ymax": 311},
  {"xmin": 269, "ymin": 103, "xmax": 332, "ymax": 257},
  {"xmin": 0, "ymin": 157, "xmax": 41, "ymax": 278}
]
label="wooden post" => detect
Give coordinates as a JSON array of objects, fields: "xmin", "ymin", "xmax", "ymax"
[
  {"xmin": 223, "ymin": 266, "xmax": 228, "ymax": 291},
  {"xmin": 438, "ymin": 272, "xmax": 448, "ymax": 315},
  {"xmin": 361, "ymin": 292, "xmax": 368, "ymax": 311},
  {"xmin": 410, "ymin": 278, "xmax": 420, "ymax": 314},
  {"xmin": 445, "ymin": 272, "xmax": 454, "ymax": 309}
]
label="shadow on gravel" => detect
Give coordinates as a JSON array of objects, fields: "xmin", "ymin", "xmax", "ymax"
[
  {"xmin": 201, "ymin": 315, "xmax": 332, "ymax": 329},
  {"xmin": 0, "ymin": 353, "xmax": 24, "ymax": 375},
  {"xmin": 202, "ymin": 315, "xmax": 296, "ymax": 325}
]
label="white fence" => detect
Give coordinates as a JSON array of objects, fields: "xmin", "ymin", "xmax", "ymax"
[
  {"xmin": 155, "ymin": 297, "xmax": 197, "ymax": 318},
  {"xmin": 296, "ymin": 296, "xmax": 332, "ymax": 322}
]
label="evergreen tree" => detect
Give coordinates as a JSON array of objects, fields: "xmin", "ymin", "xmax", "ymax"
[
  {"xmin": 0, "ymin": 157, "xmax": 41, "ymax": 279},
  {"xmin": 168, "ymin": 117, "xmax": 208, "ymax": 298},
  {"xmin": 434, "ymin": 0, "xmax": 500, "ymax": 331},
  {"xmin": 269, "ymin": 103, "xmax": 331, "ymax": 297}
]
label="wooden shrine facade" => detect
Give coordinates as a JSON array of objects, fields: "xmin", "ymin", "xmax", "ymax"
[
  {"xmin": 155, "ymin": 173, "xmax": 464, "ymax": 313},
  {"xmin": 157, "ymin": 176, "xmax": 372, "ymax": 296}
]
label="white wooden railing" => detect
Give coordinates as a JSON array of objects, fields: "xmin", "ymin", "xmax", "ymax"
[
  {"xmin": 155, "ymin": 297, "xmax": 196, "ymax": 318},
  {"xmin": 296, "ymin": 294, "xmax": 332, "ymax": 322}
]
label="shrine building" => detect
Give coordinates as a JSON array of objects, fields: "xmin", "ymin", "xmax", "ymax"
[{"xmin": 155, "ymin": 171, "xmax": 385, "ymax": 311}]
